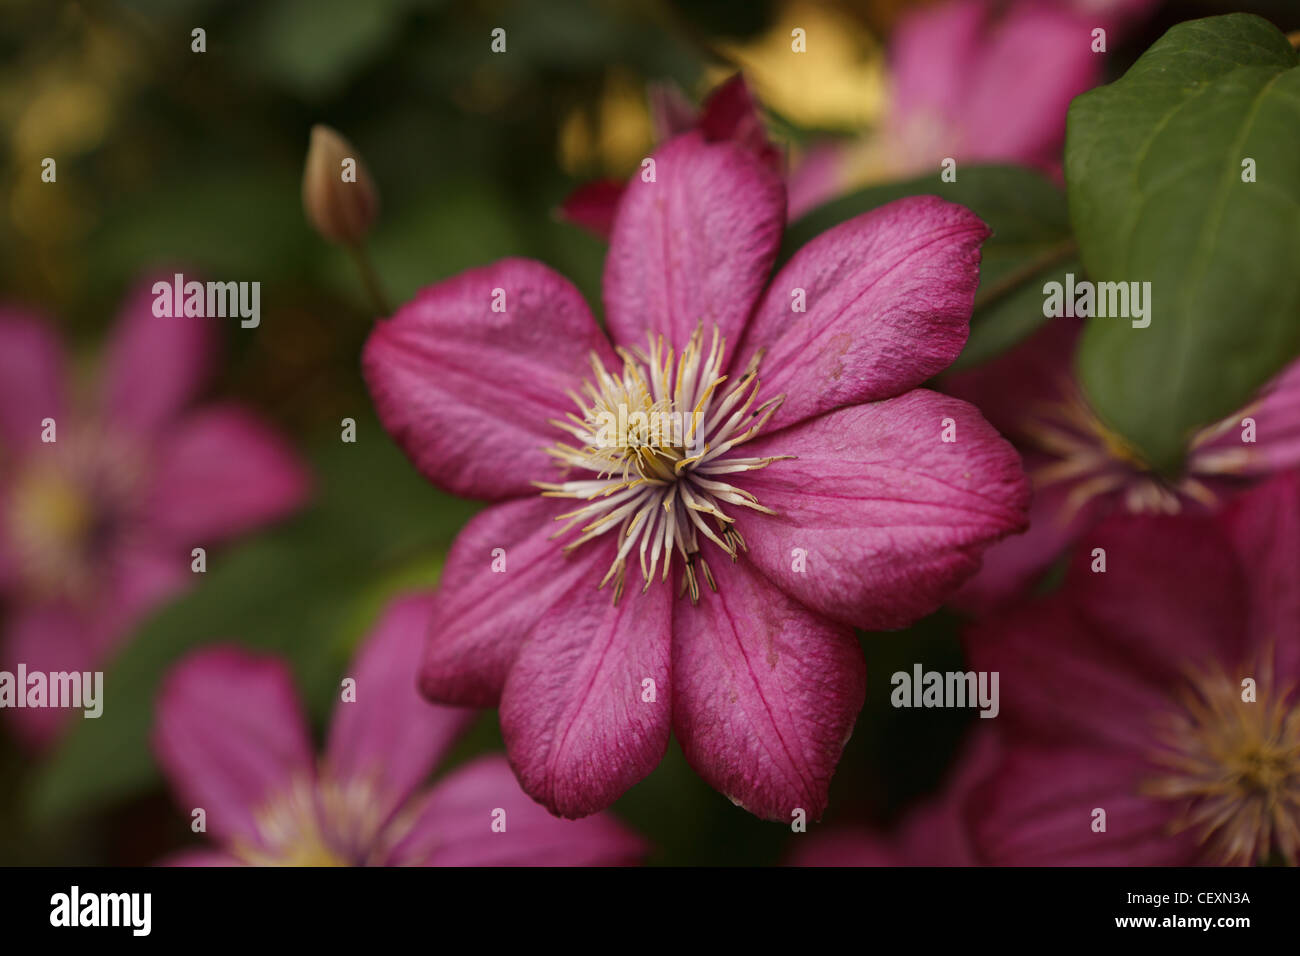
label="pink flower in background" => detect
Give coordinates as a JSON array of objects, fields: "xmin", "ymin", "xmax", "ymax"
[
  {"xmin": 965, "ymin": 473, "xmax": 1300, "ymax": 865},
  {"xmin": 942, "ymin": 318, "xmax": 1300, "ymax": 613},
  {"xmin": 0, "ymin": 280, "xmax": 309, "ymax": 749},
  {"xmin": 152, "ymin": 593, "xmax": 645, "ymax": 866},
  {"xmin": 890, "ymin": 0, "xmax": 1100, "ymax": 169},
  {"xmin": 363, "ymin": 129, "xmax": 1029, "ymax": 821},
  {"xmin": 790, "ymin": 0, "xmax": 1105, "ymax": 212}
]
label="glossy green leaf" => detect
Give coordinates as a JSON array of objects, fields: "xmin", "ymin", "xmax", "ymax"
[{"xmin": 1067, "ymin": 14, "xmax": 1300, "ymax": 474}]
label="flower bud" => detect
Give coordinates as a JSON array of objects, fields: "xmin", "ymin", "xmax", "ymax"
[{"xmin": 302, "ymin": 124, "xmax": 378, "ymax": 245}]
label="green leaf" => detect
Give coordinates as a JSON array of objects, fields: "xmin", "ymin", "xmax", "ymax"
[
  {"xmin": 26, "ymin": 417, "xmax": 476, "ymax": 825},
  {"xmin": 782, "ymin": 165, "xmax": 1076, "ymax": 372},
  {"xmin": 1066, "ymin": 14, "xmax": 1300, "ymax": 474}
]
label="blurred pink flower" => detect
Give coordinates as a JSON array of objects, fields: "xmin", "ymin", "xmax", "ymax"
[
  {"xmin": 790, "ymin": 0, "xmax": 1108, "ymax": 212},
  {"xmin": 152, "ymin": 593, "xmax": 646, "ymax": 866},
  {"xmin": 363, "ymin": 130, "xmax": 1030, "ymax": 821},
  {"xmin": 965, "ymin": 473, "xmax": 1300, "ymax": 865},
  {"xmin": 942, "ymin": 318, "xmax": 1300, "ymax": 612},
  {"xmin": 791, "ymin": 728, "xmax": 999, "ymax": 866},
  {"xmin": 0, "ymin": 279, "xmax": 309, "ymax": 749}
]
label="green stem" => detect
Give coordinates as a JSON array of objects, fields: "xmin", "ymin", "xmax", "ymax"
[{"xmin": 348, "ymin": 242, "xmax": 391, "ymax": 317}]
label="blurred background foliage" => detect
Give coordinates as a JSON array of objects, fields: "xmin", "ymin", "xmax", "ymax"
[{"xmin": 0, "ymin": 0, "xmax": 1296, "ymax": 866}]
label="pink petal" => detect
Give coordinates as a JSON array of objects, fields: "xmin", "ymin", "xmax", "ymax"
[
  {"xmin": 888, "ymin": 1, "xmax": 1099, "ymax": 171},
  {"xmin": 557, "ymin": 178, "xmax": 624, "ymax": 240},
  {"xmin": 144, "ymin": 404, "xmax": 310, "ymax": 546},
  {"xmin": 697, "ymin": 74, "xmax": 782, "ymax": 176},
  {"xmin": 1192, "ymin": 357, "xmax": 1300, "ymax": 478},
  {"xmin": 0, "ymin": 602, "xmax": 97, "ymax": 750},
  {"xmin": 603, "ymin": 131, "xmax": 784, "ymax": 350},
  {"xmin": 325, "ymin": 592, "xmax": 475, "ymax": 816},
  {"xmin": 1222, "ymin": 472, "xmax": 1300, "ymax": 684},
  {"xmin": 647, "ymin": 80, "xmax": 698, "ymax": 141},
  {"xmin": 100, "ymin": 276, "xmax": 215, "ymax": 438},
  {"xmin": 87, "ymin": 543, "xmax": 191, "ymax": 658},
  {"xmin": 420, "ymin": 495, "xmax": 607, "ymax": 707},
  {"xmin": 965, "ymin": 513, "xmax": 1246, "ymax": 753},
  {"xmin": 498, "ymin": 544, "xmax": 672, "ymax": 818},
  {"xmin": 560, "ymin": 78, "xmax": 782, "ymax": 244},
  {"xmin": 889, "ymin": 0, "xmax": 986, "ymax": 136},
  {"xmin": 946, "ymin": 459, "xmax": 1103, "ymax": 615},
  {"xmin": 363, "ymin": 258, "xmax": 615, "ymax": 500},
  {"xmin": 739, "ymin": 390, "xmax": 1029, "ymax": 630},
  {"xmin": 786, "ymin": 142, "xmax": 845, "ymax": 221},
  {"xmin": 959, "ymin": 4, "xmax": 1099, "ymax": 168},
  {"xmin": 966, "ymin": 745, "xmax": 1197, "ymax": 865},
  {"xmin": 1026, "ymin": 512, "xmax": 1246, "ymax": 669},
  {"xmin": 737, "ymin": 197, "xmax": 988, "ymax": 430},
  {"xmin": 1, "ymin": 542, "xmax": 189, "ymax": 750},
  {"xmin": 0, "ymin": 312, "xmax": 65, "ymax": 454},
  {"xmin": 671, "ymin": 556, "xmax": 865, "ymax": 822},
  {"xmin": 895, "ymin": 727, "xmax": 1000, "ymax": 865},
  {"xmin": 152, "ymin": 646, "xmax": 315, "ymax": 851},
  {"xmin": 384, "ymin": 756, "xmax": 646, "ymax": 866}
]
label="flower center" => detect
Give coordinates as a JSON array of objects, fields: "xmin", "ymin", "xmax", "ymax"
[
  {"xmin": 1143, "ymin": 658, "xmax": 1300, "ymax": 865},
  {"xmin": 6, "ymin": 435, "xmax": 143, "ymax": 603},
  {"xmin": 1021, "ymin": 380, "xmax": 1273, "ymax": 523},
  {"xmin": 235, "ymin": 777, "xmax": 350, "ymax": 867},
  {"xmin": 538, "ymin": 325, "xmax": 788, "ymax": 603},
  {"xmin": 235, "ymin": 774, "xmax": 412, "ymax": 867},
  {"xmin": 1021, "ymin": 383, "xmax": 1203, "ymax": 519}
]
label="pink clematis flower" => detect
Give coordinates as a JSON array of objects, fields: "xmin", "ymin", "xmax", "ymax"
[
  {"xmin": 0, "ymin": 280, "xmax": 309, "ymax": 748},
  {"xmin": 965, "ymin": 472, "xmax": 1300, "ymax": 866},
  {"xmin": 791, "ymin": 728, "xmax": 998, "ymax": 866},
  {"xmin": 152, "ymin": 593, "xmax": 645, "ymax": 866},
  {"xmin": 362, "ymin": 129, "xmax": 1030, "ymax": 821},
  {"xmin": 942, "ymin": 318, "xmax": 1300, "ymax": 613},
  {"xmin": 789, "ymin": 0, "xmax": 1106, "ymax": 213},
  {"xmin": 889, "ymin": 0, "xmax": 1100, "ymax": 170}
]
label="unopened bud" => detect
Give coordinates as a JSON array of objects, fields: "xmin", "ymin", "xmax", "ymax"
[{"xmin": 302, "ymin": 124, "xmax": 378, "ymax": 245}]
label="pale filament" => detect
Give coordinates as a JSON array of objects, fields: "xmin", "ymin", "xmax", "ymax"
[{"xmin": 537, "ymin": 325, "xmax": 790, "ymax": 603}]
